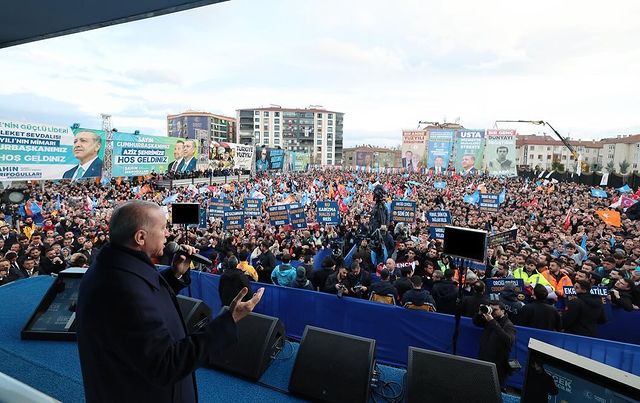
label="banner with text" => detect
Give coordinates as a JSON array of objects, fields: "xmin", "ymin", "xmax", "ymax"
[
  {"xmin": 243, "ymin": 198, "xmax": 263, "ymax": 217},
  {"xmin": 486, "ymin": 278, "xmax": 525, "ymax": 301},
  {"xmin": 210, "ymin": 142, "xmax": 254, "ymax": 171},
  {"xmin": 426, "ymin": 130, "xmax": 453, "ymax": 173},
  {"xmin": 488, "ymin": 229, "xmax": 518, "ymax": 247},
  {"xmin": 287, "ymin": 203, "xmax": 307, "ymax": 229},
  {"xmin": 268, "ymin": 204, "xmax": 290, "ymax": 226},
  {"xmin": 288, "ymin": 151, "xmax": 310, "ymax": 172},
  {"xmin": 256, "ymin": 147, "xmax": 284, "ymax": 171},
  {"xmin": 391, "ymin": 200, "xmax": 417, "ymax": 223},
  {"xmin": 208, "ymin": 198, "xmax": 231, "ymax": 219},
  {"xmin": 426, "ymin": 210, "xmax": 452, "ymax": 239},
  {"xmin": 485, "ymin": 129, "xmax": 517, "ymax": 177},
  {"xmin": 478, "ymin": 193, "xmax": 500, "ymax": 212},
  {"xmin": 113, "ymin": 132, "xmax": 185, "ymax": 177},
  {"xmin": 316, "ymin": 201, "xmax": 340, "ymax": 225},
  {"xmin": 454, "ymin": 129, "xmax": 485, "ymax": 175},
  {"xmin": 0, "ymin": 120, "xmax": 106, "ymax": 181},
  {"xmin": 401, "ymin": 130, "xmax": 428, "ymax": 172},
  {"xmin": 223, "ymin": 210, "xmax": 245, "ymax": 231}
]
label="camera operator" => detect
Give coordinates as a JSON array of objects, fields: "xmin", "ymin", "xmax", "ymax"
[
  {"xmin": 473, "ymin": 301, "xmax": 516, "ymax": 389},
  {"xmin": 347, "ymin": 261, "xmax": 371, "ymax": 299},
  {"xmin": 324, "ymin": 266, "xmax": 350, "ymax": 296}
]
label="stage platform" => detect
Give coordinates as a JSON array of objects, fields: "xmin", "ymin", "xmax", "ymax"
[{"xmin": 0, "ymin": 276, "xmax": 523, "ymax": 402}]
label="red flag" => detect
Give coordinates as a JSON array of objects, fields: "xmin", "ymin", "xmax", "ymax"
[
  {"xmin": 562, "ymin": 211, "xmax": 571, "ymax": 231},
  {"xmin": 338, "ymin": 200, "xmax": 348, "ymax": 213}
]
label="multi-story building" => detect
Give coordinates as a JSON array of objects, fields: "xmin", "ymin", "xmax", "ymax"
[
  {"xmin": 515, "ymin": 134, "xmax": 603, "ymax": 172},
  {"xmin": 599, "ymin": 134, "xmax": 640, "ymax": 173},
  {"xmin": 343, "ymin": 146, "xmax": 401, "ymax": 169},
  {"xmin": 167, "ymin": 111, "xmax": 237, "ymax": 143},
  {"xmin": 236, "ymin": 106, "xmax": 344, "ymax": 166}
]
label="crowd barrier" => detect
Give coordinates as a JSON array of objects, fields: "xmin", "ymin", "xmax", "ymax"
[{"xmin": 184, "ymin": 271, "xmax": 640, "ymax": 390}]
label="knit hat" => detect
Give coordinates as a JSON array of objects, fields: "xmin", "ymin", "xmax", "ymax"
[{"xmin": 296, "ymin": 267, "xmax": 306, "ymax": 279}]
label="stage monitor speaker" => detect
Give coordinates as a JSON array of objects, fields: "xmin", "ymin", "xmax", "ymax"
[
  {"xmin": 406, "ymin": 347, "xmax": 501, "ymax": 403},
  {"xmin": 176, "ymin": 295, "xmax": 211, "ymax": 335},
  {"xmin": 207, "ymin": 308, "xmax": 285, "ymax": 381},
  {"xmin": 289, "ymin": 326, "xmax": 376, "ymax": 403},
  {"xmin": 171, "ymin": 203, "xmax": 200, "ymax": 225}
]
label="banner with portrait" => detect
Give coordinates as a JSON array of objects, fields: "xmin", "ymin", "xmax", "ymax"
[
  {"xmin": 355, "ymin": 151, "xmax": 374, "ymax": 169},
  {"xmin": 288, "ymin": 151, "xmax": 310, "ymax": 172},
  {"xmin": 255, "ymin": 147, "xmax": 284, "ymax": 171},
  {"xmin": 454, "ymin": 129, "xmax": 485, "ymax": 175},
  {"xmin": 0, "ymin": 120, "xmax": 106, "ymax": 181},
  {"xmin": 485, "ymin": 129, "xmax": 517, "ymax": 177},
  {"xmin": 426, "ymin": 130, "xmax": 453, "ymax": 173},
  {"xmin": 210, "ymin": 142, "xmax": 254, "ymax": 171},
  {"xmin": 113, "ymin": 132, "xmax": 186, "ymax": 177},
  {"xmin": 401, "ymin": 130, "xmax": 428, "ymax": 172}
]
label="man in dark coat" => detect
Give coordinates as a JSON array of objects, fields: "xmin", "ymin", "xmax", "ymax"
[
  {"xmin": 562, "ymin": 279, "xmax": 606, "ymax": 337},
  {"xmin": 473, "ymin": 301, "xmax": 516, "ymax": 389},
  {"xmin": 218, "ymin": 256, "xmax": 254, "ymax": 307},
  {"xmin": 255, "ymin": 241, "xmax": 276, "ymax": 284},
  {"xmin": 518, "ymin": 284, "xmax": 562, "ymax": 330},
  {"xmin": 431, "ymin": 269, "xmax": 458, "ymax": 314},
  {"xmin": 76, "ymin": 200, "xmax": 264, "ymax": 403}
]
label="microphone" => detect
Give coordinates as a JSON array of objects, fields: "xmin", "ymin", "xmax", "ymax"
[{"xmin": 163, "ymin": 242, "xmax": 212, "ymax": 266}]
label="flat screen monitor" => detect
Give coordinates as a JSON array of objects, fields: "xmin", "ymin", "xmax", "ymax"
[
  {"xmin": 171, "ymin": 203, "xmax": 200, "ymax": 225},
  {"xmin": 442, "ymin": 226, "xmax": 487, "ymax": 262},
  {"xmin": 521, "ymin": 339, "xmax": 640, "ymax": 403},
  {"xmin": 406, "ymin": 347, "xmax": 501, "ymax": 403}
]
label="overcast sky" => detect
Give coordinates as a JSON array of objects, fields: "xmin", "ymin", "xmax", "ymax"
[{"xmin": 1, "ymin": 0, "xmax": 640, "ymax": 147}]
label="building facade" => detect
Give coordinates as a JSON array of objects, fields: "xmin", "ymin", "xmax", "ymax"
[
  {"xmin": 237, "ymin": 106, "xmax": 344, "ymax": 166},
  {"xmin": 167, "ymin": 111, "xmax": 237, "ymax": 143},
  {"xmin": 515, "ymin": 135, "xmax": 603, "ymax": 172},
  {"xmin": 343, "ymin": 146, "xmax": 401, "ymax": 169},
  {"xmin": 599, "ymin": 134, "xmax": 640, "ymax": 174}
]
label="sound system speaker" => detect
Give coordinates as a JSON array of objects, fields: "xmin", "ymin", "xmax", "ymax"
[
  {"xmin": 176, "ymin": 295, "xmax": 211, "ymax": 335},
  {"xmin": 207, "ymin": 308, "xmax": 285, "ymax": 381},
  {"xmin": 405, "ymin": 347, "xmax": 501, "ymax": 403},
  {"xmin": 289, "ymin": 326, "xmax": 376, "ymax": 403}
]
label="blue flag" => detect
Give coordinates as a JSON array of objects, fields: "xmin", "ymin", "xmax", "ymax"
[
  {"xmin": 498, "ymin": 188, "xmax": 506, "ymax": 204},
  {"xmin": 55, "ymin": 195, "xmax": 61, "ymax": 211},
  {"xmin": 581, "ymin": 234, "xmax": 588, "ymax": 251},
  {"xmin": 343, "ymin": 243, "xmax": 358, "ymax": 268},
  {"xmin": 591, "ymin": 188, "xmax": 608, "ymax": 198},
  {"xmin": 617, "ymin": 184, "xmax": 632, "ymax": 193},
  {"xmin": 313, "ymin": 248, "xmax": 333, "ymax": 271},
  {"xmin": 343, "ymin": 195, "xmax": 353, "ymax": 205},
  {"xmin": 163, "ymin": 194, "xmax": 178, "ymax": 205},
  {"xmin": 464, "ymin": 190, "xmax": 480, "ymax": 205},
  {"xmin": 434, "ymin": 181, "xmax": 446, "ymax": 189},
  {"xmin": 610, "ymin": 234, "xmax": 616, "ymax": 248}
]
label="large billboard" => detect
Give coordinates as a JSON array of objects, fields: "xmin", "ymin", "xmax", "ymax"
[
  {"xmin": 210, "ymin": 141, "xmax": 254, "ymax": 171},
  {"xmin": 401, "ymin": 130, "xmax": 428, "ymax": 172},
  {"xmin": 355, "ymin": 151, "xmax": 373, "ymax": 168},
  {"xmin": 454, "ymin": 129, "xmax": 485, "ymax": 176},
  {"xmin": 255, "ymin": 147, "xmax": 284, "ymax": 171},
  {"xmin": 288, "ymin": 151, "xmax": 310, "ymax": 172},
  {"xmin": 485, "ymin": 129, "xmax": 517, "ymax": 177},
  {"xmin": 0, "ymin": 120, "xmax": 105, "ymax": 181},
  {"xmin": 426, "ymin": 130, "xmax": 454, "ymax": 174},
  {"xmin": 113, "ymin": 132, "xmax": 188, "ymax": 176}
]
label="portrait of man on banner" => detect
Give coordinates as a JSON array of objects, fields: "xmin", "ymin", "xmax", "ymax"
[
  {"xmin": 63, "ymin": 130, "xmax": 103, "ymax": 180},
  {"xmin": 489, "ymin": 146, "xmax": 513, "ymax": 171},
  {"xmin": 167, "ymin": 140, "xmax": 185, "ymax": 173}
]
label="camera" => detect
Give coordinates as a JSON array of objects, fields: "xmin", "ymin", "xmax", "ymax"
[
  {"xmin": 353, "ymin": 284, "xmax": 364, "ymax": 292},
  {"xmin": 336, "ymin": 283, "xmax": 347, "ymax": 297},
  {"xmin": 479, "ymin": 305, "xmax": 493, "ymax": 315}
]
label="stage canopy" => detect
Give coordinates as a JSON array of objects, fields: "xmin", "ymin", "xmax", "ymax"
[{"xmin": 0, "ymin": 0, "xmax": 228, "ymax": 48}]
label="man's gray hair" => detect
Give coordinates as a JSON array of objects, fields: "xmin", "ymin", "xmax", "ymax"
[{"xmin": 109, "ymin": 200, "xmax": 162, "ymax": 246}]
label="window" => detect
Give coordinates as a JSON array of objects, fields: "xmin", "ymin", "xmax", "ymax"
[
  {"xmin": 317, "ymin": 113, "xmax": 322, "ymax": 118},
  {"xmin": 274, "ymin": 139, "xmax": 280, "ymax": 145},
  {"xmin": 538, "ymin": 155, "xmax": 543, "ymax": 160},
  {"xmin": 275, "ymin": 112, "xmax": 280, "ymax": 117},
  {"xmin": 263, "ymin": 125, "xmax": 268, "ymax": 131},
  {"xmin": 274, "ymin": 118, "xmax": 280, "ymax": 124},
  {"xmin": 317, "ymin": 120, "xmax": 322, "ymax": 126},
  {"xmin": 562, "ymin": 155, "xmax": 567, "ymax": 160},
  {"xmin": 274, "ymin": 131, "xmax": 280, "ymax": 137},
  {"xmin": 254, "ymin": 124, "xmax": 260, "ymax": 129},
  {"xmin": 547, "ymin": 155, "xmax": 551, "ymax": 160},
  {"xmin": 254, "ymin": 131, "xmax": 260, "ymax": 136},
  {"xmin": 254, "ymin": 111, "xmax": 260, "ymax": 115},
  {"xmin": 254, "ymin": 117, "xmax": 260, "ymax": 122},
  {"xmin": 529, "ymin": 154, "xmax": 534, "ymax": 159},
  {"xmin": 328, "ymin": 120, "xmax": 333, "ymax": 126},
  {"xmin": 274, "ymin": 125, "xmax": 280, "ymax": 131},
  {"xmin": 327, "ymin": 127, "xmax": 333, "ymax": 133},
  {"xmin": 317, "ymin": 139, "xmax": 322, "ymax": 145},
  {"xmin": 263, "ymin": 111, "xmax": 269, "ymax": 117},
  {"xmin": 328, "ymin": 113, "xmax": 333, "ymax": 119},
  {"xmin": 530, "ymin": 146, "xmax": 535, "ymax": 150},
  {"xmin": 547, "ymin": 147, "xmax": 551, "ymax": 151}
]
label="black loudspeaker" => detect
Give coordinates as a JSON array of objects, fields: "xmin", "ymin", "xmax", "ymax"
[
  {"xmin": 405, "ymin": 347, "xmax": 501, "ymax": 403},
  {"xmin": 208, "ymin": 308, "xmax": 285, "ymax": 381},
  {"xmin": 176, "ymin": 295, "xmax": 211, "ymax": 334},
  {"xmin": 171, "ymin": 203, "xmax": 200, "ymax": 225},
  {"xmin": 289, "ymin": 326, "xmax": 376, "ymax": 403}
]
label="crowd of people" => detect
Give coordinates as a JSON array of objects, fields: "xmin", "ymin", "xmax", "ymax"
[{"xmin": 1, "ymin": 169, "xmax": 639, "ymax": 328}]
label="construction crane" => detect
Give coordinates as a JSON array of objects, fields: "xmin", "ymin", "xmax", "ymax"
[{"xmin": 495, "ymin": 119, "xmax": 587, "ymax": 173}]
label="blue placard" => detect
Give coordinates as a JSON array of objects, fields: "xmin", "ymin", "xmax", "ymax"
[
  {"xmin": 268, "ymin": 205, "xmax": 290, "ymax": 226},
  {"xmin": 485, "ymin": 278, "xmax": 525, "ymax": 301},
  {"xmin": 478, "ymin": 193, "xmax": 500, "ymax": 212},
  {"xmin": 390, "ymin": 200, "xmax": 416, "ymax": 222},
  {"xmin": 316, "ymin": 201, "xmax": 340, "ymax": 225},
  {"xmin": 208, "ymin": 198, "xmax": 231, "ymax": 219},
  {"xmin": 287, "ymin": 203, "xmax": 307, "ymax": 229},
  {"xmin": 243, "ymin": 198, "xmax": 262, "ymax": 217},
  {"xmin": 563, "ymin": 286, "xmax": 610, "ymax": 305},
  {"xmin": 426, "ymin": 210, "xmax": 452, "ymax": 239},
  {"xmin": 223, "ymin": 210, "xmax": 244, "ymax": 231},
  {"xmin": 198, "ymin": 207, "xmax": 208, "ymax": 229}
]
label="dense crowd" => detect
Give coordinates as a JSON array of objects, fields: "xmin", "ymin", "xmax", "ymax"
[{"xmin": 1, "ymin": 169, "xmax": 639, "ymax": 338}]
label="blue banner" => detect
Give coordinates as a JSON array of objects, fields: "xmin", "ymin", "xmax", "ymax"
[
  {"xmin": 223, "ymin": 210, "xmax": 244, "ymax": 231},
  {"xmin": 268, "ymin": 205, "xmax": 290, "ymax": 226},
  {"xmin": 208, "ymin": 198, "xmax": 231, "ymax": 219},
  {"xmin": 564, "ymin": 286, "xmax": 610, "ymax": 305},
  {"xmin": 390, "ymin": 200, "xmax": 416, "ymax": 223},
  {"xmin": 478, "ymin": 193, "xmax": 500, "ymax": 212},
  {"xmin": 198, "ymin": 206, "xmax": 208, "ymax": 229},
  {"xmin": 426, "ymin": 210, "xmax": 452, "ymax": 239},
  {"xmin": 426, "ymin": 129, "xmax": 453, "ymax": 173},
  {"xmin": 243, "ymin": 198, "xmax": 262, "ymax": 217},
  {"xmin": 316, "ymin": 201, "xmax": 340, "ymax": 225},
  {"xmin": 287, "ymin": 203, "xmax": 307, "ymax": 229},
  {"xmin": 485, "ymin": 278, "xmax": 525, "ymax": 301}
]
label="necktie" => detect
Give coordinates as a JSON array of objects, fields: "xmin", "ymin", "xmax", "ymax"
[
  {"xmin": 74, "ymin": 166, "xmax": 85, "ymax": 180},
  {"xmin": 177, "ymin": 160, "xmax": 185, "ymax": 172}
]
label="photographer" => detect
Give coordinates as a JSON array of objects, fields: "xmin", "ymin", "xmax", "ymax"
[
  {"xmin": 473, "ymin": 301, "xmax": 516, "ymax": 389},
  {"xmin": 324, "ymin": 266, "xmax": 350, "ymax": 296},
  {"xmin": 347, "ymin": 261, "xmax": 371, "ymax": 299}
]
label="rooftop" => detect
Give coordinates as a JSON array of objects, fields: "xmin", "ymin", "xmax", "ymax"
[
  {"xmin": 167, "ymin": 111, "xmax": 236, "ymax": 121},
  {"xmin": 237, "ymin": 105, "xmax": 341, "ymax": 114},
  {"xmin": 516, "ymin": 134, "xmax": 604, "ymax": 148}
]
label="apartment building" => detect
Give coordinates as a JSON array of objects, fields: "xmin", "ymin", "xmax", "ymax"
[
  {"xmin": 167, "ymin": 111, "xmax": 237, "ymax": 143},
  {"xmin": 515, "ymin": 134, "xmax": 603, "ymax": 172}
]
